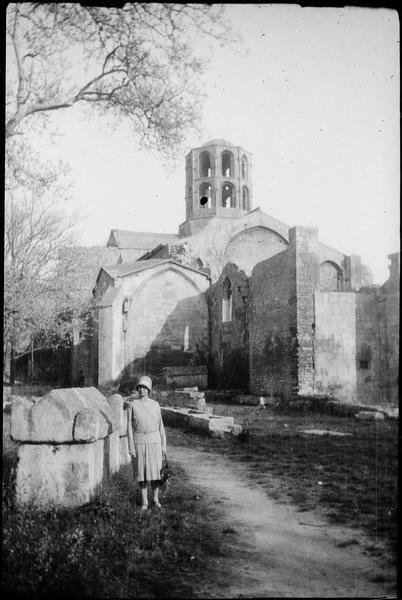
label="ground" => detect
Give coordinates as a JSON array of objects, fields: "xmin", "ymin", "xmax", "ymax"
[
  {"xmin": 167, "ymin": 441, "xmax": 396, "ymax": 598},
  {"xmin": 3, "ymin": 392, "xmax": 397, "ymax": 598}
]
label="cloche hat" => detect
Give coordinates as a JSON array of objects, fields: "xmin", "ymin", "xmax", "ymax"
[{"xmin": 136, "ymin": 375, "xmax": 152, "ymax": 392}]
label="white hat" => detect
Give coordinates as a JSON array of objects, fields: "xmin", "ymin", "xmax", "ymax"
[{"xmin": 137, "ymin": 375, "xmax": 152, "ymax": 392}]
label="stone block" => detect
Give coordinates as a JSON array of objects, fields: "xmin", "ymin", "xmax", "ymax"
[
  {"xmin": 383, "ymin": 407, "xmax": 398, "ymax": 419},
  {"xmin": 355, "ymin": 411, "xmax": 385, "ymax": 420},
  {"xmin": 208, "ymin": 415, "xmax": 235, "ymax": 430},
  {"xmin": 162, "ymin": 390, "xmax": 206, "ymax": 411},
  {"xmin": 16, "ymin": 440, "xmax": 104, "ymax": 508},
  {"xmin": 160, "ymin": 406, "xmax": 191, "ymax": 428}
]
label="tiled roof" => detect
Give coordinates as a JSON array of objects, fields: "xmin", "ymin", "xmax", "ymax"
[
  {"xmin": 107, "ymin": 229, "xmax": 179, "ymax": 249},
  {"xmin": 101, "ymin": 259, "xmax": 208, "ymax": 280},
  {"xmin": 202, "ymin": 138, "xmax": 235, "ymax": 148},
  {"xmin": 101, "ymin": 259, "xmax": 173, "ymax": 278}
]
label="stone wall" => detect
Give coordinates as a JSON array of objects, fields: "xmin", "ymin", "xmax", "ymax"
[
  {"xmin": 97, "ymin": 263, "xmax": 210, "ymax": 387},
  {"xmin": 208, "ymin": 263, "xmax": 250, "ymax": 389},
  {"xmin": 378, "ymin": 253, "xmax": 400, "ymax": 406},
  {"xmin": 355, "ymin": 290, "xmax": 381, "ymax": 405},
  {"xmin": 313, "ymin": 293, "xmax": 357, "ymax": 402},
  {"xmin": 249, "ymin": 246, "xmax": 297, "ymax": 399}
]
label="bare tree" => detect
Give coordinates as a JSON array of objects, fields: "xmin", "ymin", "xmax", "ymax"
[
  {"xmin": 4, "ymin": 3, "xmax": 235, "ymax": 383},
  {"xmin": 6, "ymin": 3, "xmax": 232, "ymax": 157},
  {"xmin": 4, "ymin": 137, "xmax": 82, "ymax": 384}
]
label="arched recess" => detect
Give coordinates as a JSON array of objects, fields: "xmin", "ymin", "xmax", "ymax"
[
  {"xmin": 199, "ymin": 182, "xmax": 212, "ymax": 208},
  {"xmin": 241, "ymin": 155, "xmax": 248, "ymax": 179},
  {"xmin": 125, "ymin": 267, "xmax": 208, "ymax": 374},
  {"xmin": 222, "ymin": 182, "xmax": 236, "ymax": 208},
  {"xmin": 242, "ymin": 186, "xmax": 250, "ymax": 210},
  {"xmin": 199, "ymin": 151, "xmax": 212, "ymax": 177},
  {"xmin": 319, "ymin": 261, "xmax": 343, "ymax": 292},
  {"xmin": 221, "ymin": 150, "xmax": 234, "ymax": 177},
  {"xmin": 223, "ymin": 226, "xmax": 289, "ymax": 274},
  {"xmin": 222, "ymin": 277, "xmax": 232, "ymax": 322}
]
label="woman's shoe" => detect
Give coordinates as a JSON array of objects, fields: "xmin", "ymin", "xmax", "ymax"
[
  {"xmin": 154, "ymin": 501, "xmax": 162, "ymax": 509},
  {"xmin": 140, "ymin": 504, "xmax": 148, "ymax": 512}
]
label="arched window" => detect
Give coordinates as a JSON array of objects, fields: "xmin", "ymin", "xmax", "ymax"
[
  {"xmin": 199, "ymin": 151, "xmax": 212, "ymax": 177},
  {"xmin": 222, "ymin": 182, "xmax": 235, "ymax": 208},
  {"xmin": 241, "ymin": 155, "xmax": 248, "ymax": 179},
  {"xmin": 242, "ymin": 186, "xmax": 249, "ymax": 210},
  {"xmin": 221, "ymin": 150, "xmax": 234, "ymax": 177},
  {"xmin": 222, "ymin": 278, "xmax": 232, "ymax": 322},
  {"xmin": 199, "ymin": 182, "xmax": 212, "ymax": 208},
  {"xmin": 184, "ymin": 325, "xmax": 189, "ymax": 351},
  {"xmin": 319, "ymin": 261, "xmax": 343, "ymax": 292}
]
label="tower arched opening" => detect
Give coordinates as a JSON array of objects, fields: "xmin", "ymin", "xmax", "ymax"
[
  {"xmin": 199, "ymin": 182, "xmax": 212, "ymax": 208},
  {"xmin": 241, "ymin": 155, "xmax": 248, "ymax": 179},
  {"xmin": 222, "ymin": 150, "xmax": 234, "ymax": 177},
  {"xmin": 222, "ymin": 182, "xmax": 235, "ymax": 208},
  {"xmin": 199, "ymin": 151, "xmax": 212, "ymax": 177}
]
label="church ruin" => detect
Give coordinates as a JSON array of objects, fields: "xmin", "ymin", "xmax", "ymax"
[{"xmin": 54, "ymin": 139, "xmax": 399, "ymax": 406}]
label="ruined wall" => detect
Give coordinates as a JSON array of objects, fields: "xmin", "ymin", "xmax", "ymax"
[
  {"xmin": 292, "ymin": 227, "xmax": 320, "ymax": 397},
  {"xmin": 223, "ymin": 227, "xmax": 288, "ymax": 276},
  {"xmin": 378, "ymin": 253, "xmax": 400, "ymax": 406},
  {"xmin": 378, "ymin": 290, "xmax": 399, "ymax": 405},
  {"xmin": 124, "ymin": 270, "xmax": 208, "ymax": 379},
  {"xmin": 313, "ymin": 293, "xmax": 357, "ymax": 402},
  {"xmin": 355, "ymin": 291, "xmax": 381, "ymax": 405},
  {"xmin": 208, "ymin": 263, "xmax": 249, "ymax": 389},
  {"xmin": 249, "ymin": 248, "xmax": 297, "ymax": 399}
]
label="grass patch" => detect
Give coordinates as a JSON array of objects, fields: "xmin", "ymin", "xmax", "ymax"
[
  {"xmin": 2, "ymin": 434, "xmax": 232, "ymax": 598},
  {"xmin": 166, "ymin": 404, "xmax": 398, "ymax": 558}
]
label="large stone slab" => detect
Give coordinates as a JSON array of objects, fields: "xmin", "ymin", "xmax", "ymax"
[
  {"xmin": 161, "ymin": 406, "xmax": 241, "ymax": 437},
  {"xmin": 355, "ymin": 411, "xmax": 385, "ymax": 421},
  {"xmin": 11, "ymin": 387, "xmax": 118, "ymax": 443},
  {"xmin": 16, "ymin": 439, "xmax": 104, "ymax": 508},
  {"xmin": 160, "ymin": 365, "xmax": 208, "ymax": 389},
  {"xmin": 154, "ymin": 389, "xmax": 206, "ymax": 411}
]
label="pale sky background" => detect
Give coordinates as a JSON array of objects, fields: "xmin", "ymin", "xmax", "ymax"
[{"xmin": 32, "ymin": 4, "xmax": 399, "ymax": 284}]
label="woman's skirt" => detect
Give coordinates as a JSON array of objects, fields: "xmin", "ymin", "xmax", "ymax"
[{"xmin": 133, "ymin": 441, "xmax": 162, "ymax": 482}]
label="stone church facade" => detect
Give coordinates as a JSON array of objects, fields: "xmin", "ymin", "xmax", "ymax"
[{"xmin": 72, "ymin": 139, "xmax": 398, "ymax": 406}]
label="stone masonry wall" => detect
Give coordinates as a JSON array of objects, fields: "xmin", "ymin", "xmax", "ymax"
[
  {"xmin": 249, "ymin": 248, "xmax": 297, "ymax": 398},
  {"xmin": 313, "ymin": 293, "xmax": 357, "ymax": 402},
  {"xmin": 208, "ymin": 263, "xmax": 249, "ymax": 389},
  {"xmin": 292, "ymin": 227, "xmax": 321, "ymax": 397},
  {"xmin": 355, "ymin": 291, "xmax": 381, "ymax": 405},
  {"xmin": 378, "ymin": 253, "xmax": 400, "ymax": 406},
  {"xmin": 123, "ymin": 269, "xmax": 209, "ymax": 380}
]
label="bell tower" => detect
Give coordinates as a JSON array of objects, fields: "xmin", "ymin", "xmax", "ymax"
[{"xmin": 179, "ymin": 139, "xmax": 252, "ymax": 237}]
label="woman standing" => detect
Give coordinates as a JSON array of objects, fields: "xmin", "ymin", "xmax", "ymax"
[{"xmin": 127, "ymin": 375, "xmax": 167, "ymax": 511}]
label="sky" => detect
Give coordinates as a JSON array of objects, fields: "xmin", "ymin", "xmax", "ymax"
[{"xmin": 24, "ymin": 4, "xmax": 400, "ymax": 284}]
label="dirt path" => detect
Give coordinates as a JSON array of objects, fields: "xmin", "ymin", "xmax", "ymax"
[{"xmin": 168, "ymin": 444, "xmax": 396, "ymax": 599}]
